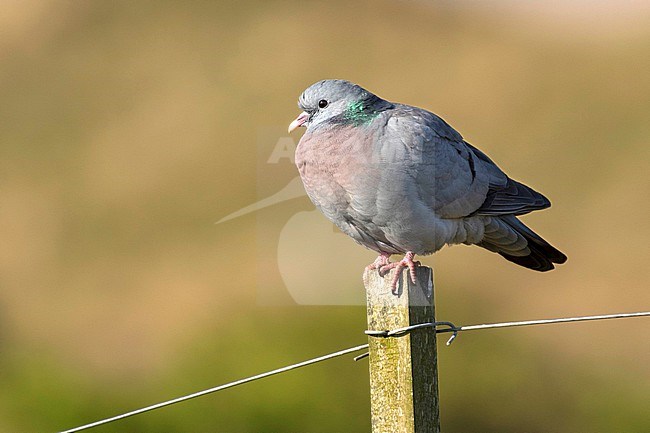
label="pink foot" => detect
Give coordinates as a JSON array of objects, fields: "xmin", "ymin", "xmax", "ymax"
[
  {"xmin": 365, "ymin": 252, "xmax": 392, "ymax": 272},
  {"xmin": 378, "ymin": 251, "xmax": 420, "ymax": 294}
]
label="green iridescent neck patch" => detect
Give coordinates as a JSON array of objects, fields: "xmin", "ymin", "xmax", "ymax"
[{"xmin": 344, "ymin": 101, "xmax": 379, "ymax": 126}]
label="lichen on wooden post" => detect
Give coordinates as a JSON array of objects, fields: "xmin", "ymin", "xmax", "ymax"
[{"xmin": 364, "ymin": 266, "xmax": 440, "ymax": 433}]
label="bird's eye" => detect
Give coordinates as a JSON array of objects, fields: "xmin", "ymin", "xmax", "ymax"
[{"xmin": 318, "ymin": 99, "xmax": 329, "ymax": 109}]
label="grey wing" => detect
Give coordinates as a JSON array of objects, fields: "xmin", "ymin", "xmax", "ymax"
[
  {"xmin": 389, "ymin": 106, "xmax": 550, "ymax": 218},
  {"xmin": 385, "ymin": 106, "xmax": 487, "ymax": 218},
  {"xmin": 464, "ymin": 142, "xmax": 550, "ymax": 216}
]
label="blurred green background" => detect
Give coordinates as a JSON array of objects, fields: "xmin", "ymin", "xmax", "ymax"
[{"xmin": 1, "ymin": 1, "xmax": 649, "ymax": 432}]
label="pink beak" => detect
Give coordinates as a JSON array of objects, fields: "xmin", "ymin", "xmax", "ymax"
[{"xmin": 288, "ymin": 111, "xmax": 310, "ymax": 133}]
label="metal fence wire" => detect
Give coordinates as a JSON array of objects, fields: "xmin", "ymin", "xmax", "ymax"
[{"xmin": 59, "ymin": 310, "xmax": 650, "ymax": 433}]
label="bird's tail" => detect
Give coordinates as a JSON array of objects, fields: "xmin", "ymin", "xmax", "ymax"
[{"xmin": 478, "ymin": 215, "xmax": 567, "ymax": 271}]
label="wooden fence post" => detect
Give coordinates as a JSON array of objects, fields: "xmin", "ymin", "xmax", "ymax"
[{"xmin": 363, "ymin": 266, "xmax": 440, "ymax": 433}]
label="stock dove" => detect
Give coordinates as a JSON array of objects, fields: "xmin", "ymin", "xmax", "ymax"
[{"xmin": 288, "ymin": 79, "xmax": 566, "ymax": 292}]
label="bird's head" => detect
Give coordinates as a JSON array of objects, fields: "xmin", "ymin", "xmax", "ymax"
[{"xmin": 288, "ymin": 79, "xmax": 391, "ymax": 133}]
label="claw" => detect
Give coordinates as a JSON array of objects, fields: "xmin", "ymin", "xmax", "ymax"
[
  {"xmin": 377, "ymin": 251, "xmax": 420, "ymax": 294},
  {"xmin": 365, "ymin": 252, "xmax": 392, "ymax": 272}
]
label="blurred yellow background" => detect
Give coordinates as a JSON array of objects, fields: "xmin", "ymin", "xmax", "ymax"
[{"xmin": 1, "ymin": 1, "xmax": 649, "ymax": 432}]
